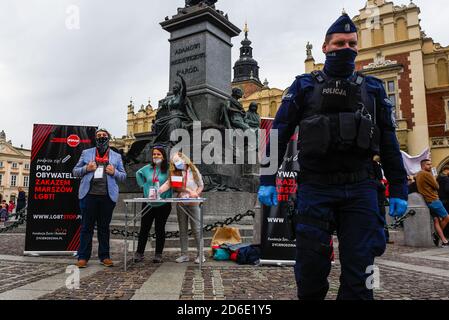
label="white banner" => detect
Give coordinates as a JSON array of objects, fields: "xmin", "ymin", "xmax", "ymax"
[{"xmin": 400, "ymin": 148, "xmax": 431, "ymax": 176}]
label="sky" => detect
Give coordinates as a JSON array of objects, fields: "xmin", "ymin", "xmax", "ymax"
[{"xmin": 0, "ymin": 0, "xmax": 448, "ymax": 149}]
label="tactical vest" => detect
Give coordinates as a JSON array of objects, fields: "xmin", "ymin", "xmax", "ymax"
[{"xmin": 298, "ymin": 71, "xmax": 380, "ymax": 175}]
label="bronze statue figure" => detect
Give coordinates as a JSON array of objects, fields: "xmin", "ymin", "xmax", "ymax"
[
  {"xmin": 244, "ymin": 102, "xmax": 261, "ymax": 129},
  {"xmin": 185, "ymin": 0, "xmax": 217, "ymax": 7},
  {"xmin": 153, "ymin": 75, "xmax": 199, "ymax": 144},
  {"xmin": 220, "ymin": 87, "xmax": 250, "ymax": 130}
]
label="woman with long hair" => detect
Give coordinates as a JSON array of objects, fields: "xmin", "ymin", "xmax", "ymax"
[
  {"xmin": 159, "ymin": 151, "xmax": 205, "ymax": 264},
  {"xmin": 134, "ymin": 146, "xmax": 172, "ymax": 263}
]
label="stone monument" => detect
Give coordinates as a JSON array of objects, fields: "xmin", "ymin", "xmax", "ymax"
[
  {"xmin": 160, "ymin": 1, "xmax": 240, "ymax": 129},
  {"xmin": 115, "ymin": 0, "xmax": 260, "ymax": 236},
  {"xmin": 120, "ymin": 1, "xmax": 260, "ymax": 194},
  {"xmin": 158, "ymin": 1, "xmax": 259, "ymax": 192}
]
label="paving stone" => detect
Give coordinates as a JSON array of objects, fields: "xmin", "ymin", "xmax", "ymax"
[{"xmin": 2, "ymin": 232, "xmax": 449, "ymax": 300}]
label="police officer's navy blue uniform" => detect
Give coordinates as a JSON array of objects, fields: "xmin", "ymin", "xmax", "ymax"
[{"xmin": 259, "ymin": 13, "xmax": 408, "ymax": 300}]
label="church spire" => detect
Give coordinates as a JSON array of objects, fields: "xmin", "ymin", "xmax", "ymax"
[
  {"xmin": 243, "ymin": 21, "xmax": 249, "ymax": 39},
  {"xmin": 232, "ymin": 22, "xmax": 261, "ymax": 84}
]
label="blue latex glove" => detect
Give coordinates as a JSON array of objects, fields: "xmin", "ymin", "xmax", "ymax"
[
  {"xmin": 389, "ymin": 198, "xmax": 408, "ymax": 217},
  {"xmin": 258, "ymin": 186, "xmax": 278, "ymax": 207}
]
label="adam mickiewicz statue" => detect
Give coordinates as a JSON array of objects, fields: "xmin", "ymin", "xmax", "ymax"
[{"xmin": 185, "ymin": 0, "xmax": 217, "ymax": 7}]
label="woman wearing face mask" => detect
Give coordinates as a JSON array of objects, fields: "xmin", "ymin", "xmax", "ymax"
[
  {"xmin": 134, "ymin": 146, "xmax": 172, "ymax": 263},
  {"xmin": 159, "ymin": 152, "xmax": 205, "ymax": 264}
]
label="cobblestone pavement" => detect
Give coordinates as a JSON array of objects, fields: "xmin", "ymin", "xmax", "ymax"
[
  {"xmin": 1, "ymin": 232, "xmax": 449, "ymax": 300},
  {"xmin": 0, "ymin": 260, "xmax": 66, "ymax": 294},
  {"xmin": 38, "ymin": 261, "xmax": 160, "ymax": 300},
  {"xmin": 179, "ymin": 261, "xmax": 449, "ymax": 300}
]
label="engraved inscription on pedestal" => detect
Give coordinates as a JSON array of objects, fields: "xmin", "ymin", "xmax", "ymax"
[{"xmin": 170, "ymin": 40, "xmax": 206, "ymax": 90}]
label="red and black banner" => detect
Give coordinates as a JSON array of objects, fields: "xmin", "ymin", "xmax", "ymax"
[
  {"xmin": 260, "ymin": 119, "xmax": 298, "ymax": 265},
  {"xmin": 24, "ymin": 124, "xmax": 96, "ymax": 254}
]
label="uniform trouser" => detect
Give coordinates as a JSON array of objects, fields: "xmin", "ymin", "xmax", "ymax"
[
  {"xmin": 136, "ymin": 203, "xmax": 172, "ymax": 255},
  {"xmin": 294, "ymin": 179, "xmax": 386, "ymax": 300},
  {"xmin": 177, "ymin": 204, "xmax": 203, "ymax": 256},
  {"xmin": 78, "ymin": 194, "xmax": 116, "ymax": 261}
]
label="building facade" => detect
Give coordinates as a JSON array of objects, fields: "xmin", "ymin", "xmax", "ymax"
[
  {"xmin": 305, "ymin": 0, "xmax": 449, "ymax": 171},
  {"xmin": 114, "ymin": 0, "xmax": 449, "ymax": 171},
  {"xmin": 239, "ymin": 83, "xmax": 284, "ymax": 119},
  {"xmin": 0, "ymin": 131, "xmax": 31, "ymax": 203},
  {"xmin": 110, "ymin": 99, "xmax": 157, "ymax": 153}
]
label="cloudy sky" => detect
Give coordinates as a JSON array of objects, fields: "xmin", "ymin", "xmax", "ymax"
[{"xmin": 0, "ymin": 0, "xmax": 447, "ymax": 149}]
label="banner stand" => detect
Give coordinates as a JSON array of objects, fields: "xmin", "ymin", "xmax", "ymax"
[
  {"xmin": 23, "ymin": 251, "xmax": 77, "ymax": 256},
  {"xmin": 259, "ymin": 259, "xmax": 295, "ymax": 267},
  {"xmin": 259, "ymin": 124, "xmax": 299, "ymax": 266},
  {"xmin": 24, "ymin": 124, "xmax": 97, "ymax": 255}
]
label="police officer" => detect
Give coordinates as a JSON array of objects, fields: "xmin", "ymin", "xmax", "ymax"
[{"xmin": 258, "ymin": 13, "xmax": 408, "ymax": 300}]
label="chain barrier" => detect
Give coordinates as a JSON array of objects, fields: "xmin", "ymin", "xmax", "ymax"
[
  {"xmin": 387, "ymin": 209, "xmax": 416, "ymax": 230},
  {"xmin": 110, "ymin": 209, "xmax": 256, "ymax": 241},
  {"xmin": 0, "ymin": 207, "xmax": 28, "ymax": 233},
  {"xmin": 0, "ymin": 203, "xmax": 413, "ymax": 237},
  {"xmin": 0, "ymin": 203, "xmax": 414, "ymax": 242}
]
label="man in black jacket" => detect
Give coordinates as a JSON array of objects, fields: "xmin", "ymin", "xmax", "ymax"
[
  {"xmin": 15, "ymin": 187, "xmax": 27, "ymax": 219},
  {"xmin": 437, "ymin": 166, "xmax": 449, "ymax": 239},
  {"xmin": 437, "ymin": 166, "xmax": 449, "ymax": 210}
]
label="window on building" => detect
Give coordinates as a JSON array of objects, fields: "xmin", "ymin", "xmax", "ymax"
[
  {"xmin": 371, "ymin": 24, "xmax": 385, "ymax": 46},
  {"xmin": 270, "ymin": 101, "xmax": 277, "ymax": 118},
  {"xmin": 383, "ymin": 79, "xmax": 400, "ymax": 118},
  {"xmin": 23, "ymin": 176, "xmax": 29, "ymax": 188},
  {"xmin": 395, "ymin": 18, "xmax": 408, "ymax": 41},
  {"xmin": 24, "ymin": 163, "xmax": 30, "ymax": 170},
  {"xmin": 10, "ymin": 175, "xmax": 17, "ymax": 187},
  {"xmin": 437, "ymin": 59, "xmax": 449, "ymax": 86},
  {"xmin": 0, "ymin": 161, "xmax": 3, "ymax": 168},
  {"xmin": 12, "ymin": 163, "xmax": 18, "ymax": 169},
  {"xmin": 0, "ymin": 174, "xmax": 2, "ymax": 186}
]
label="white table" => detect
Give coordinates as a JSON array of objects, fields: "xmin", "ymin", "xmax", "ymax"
[{"xmin": 123, "ymin": 198, "xmax": 207, "ymax": 271}]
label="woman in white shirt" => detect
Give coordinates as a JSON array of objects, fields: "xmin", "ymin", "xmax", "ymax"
[{"xmin": 159, "ymin": 152, "xmax": 205, "ymax": 264}]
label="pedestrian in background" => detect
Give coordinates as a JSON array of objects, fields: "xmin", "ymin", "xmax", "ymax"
[
  {"xmin": 16, "ymin": 187, "xmax": 27, "ymax": 219},
  {"xmin": 0, "ymin": 202, "xmax": 7, "ymax": 224},
  {"xmin": 416, "ymin": 159, "xmax": 449, "ymax": 247},
  {"xmin": 437, "ymin": 166, "xmax": 449, "ymax": 213},
  {"xmin": 8, "ymin": 200, "xmax": 15, "ymax": 216}
]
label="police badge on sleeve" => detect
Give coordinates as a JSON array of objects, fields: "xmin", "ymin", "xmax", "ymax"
[
  {"xmin": 384, "ymin": 98, "xmax": 398, "ymax": 128},
  {"xmin": 391, "ymin": 107, "xmax": 399, "ymax": 128}
]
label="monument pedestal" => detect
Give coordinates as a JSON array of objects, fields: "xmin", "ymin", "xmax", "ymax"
[{"xmin": 160, "ymin": 5, "xmax": 240, "ymax": 126}]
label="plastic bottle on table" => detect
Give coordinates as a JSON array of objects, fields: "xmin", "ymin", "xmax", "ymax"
[{"xmin": 155, "ymin": 181, "xmax": 160, "ymax": 199}]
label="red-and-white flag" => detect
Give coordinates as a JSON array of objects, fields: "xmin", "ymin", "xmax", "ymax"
[{"xmin": 171, "ymin": 175, "xmax": 183, "ymax": 188}]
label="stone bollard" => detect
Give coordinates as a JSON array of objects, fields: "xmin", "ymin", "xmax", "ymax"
[{"xmin": 404, "ymin": 193, "xmax": 434, "ymax": 248}]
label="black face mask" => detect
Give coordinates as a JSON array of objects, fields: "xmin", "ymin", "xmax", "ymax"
[
  {"xmin": 323, "ymin": 48, "xmax": 358, "ymax": 78},
  {"xmin": 96, "ymin": 137, "xmax": 109, "ymax": 155}
]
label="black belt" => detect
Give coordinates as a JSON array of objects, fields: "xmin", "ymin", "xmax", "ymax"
[{"xmin": 299, "ymin": 169, "xmax": 369, "ymax": 185}]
